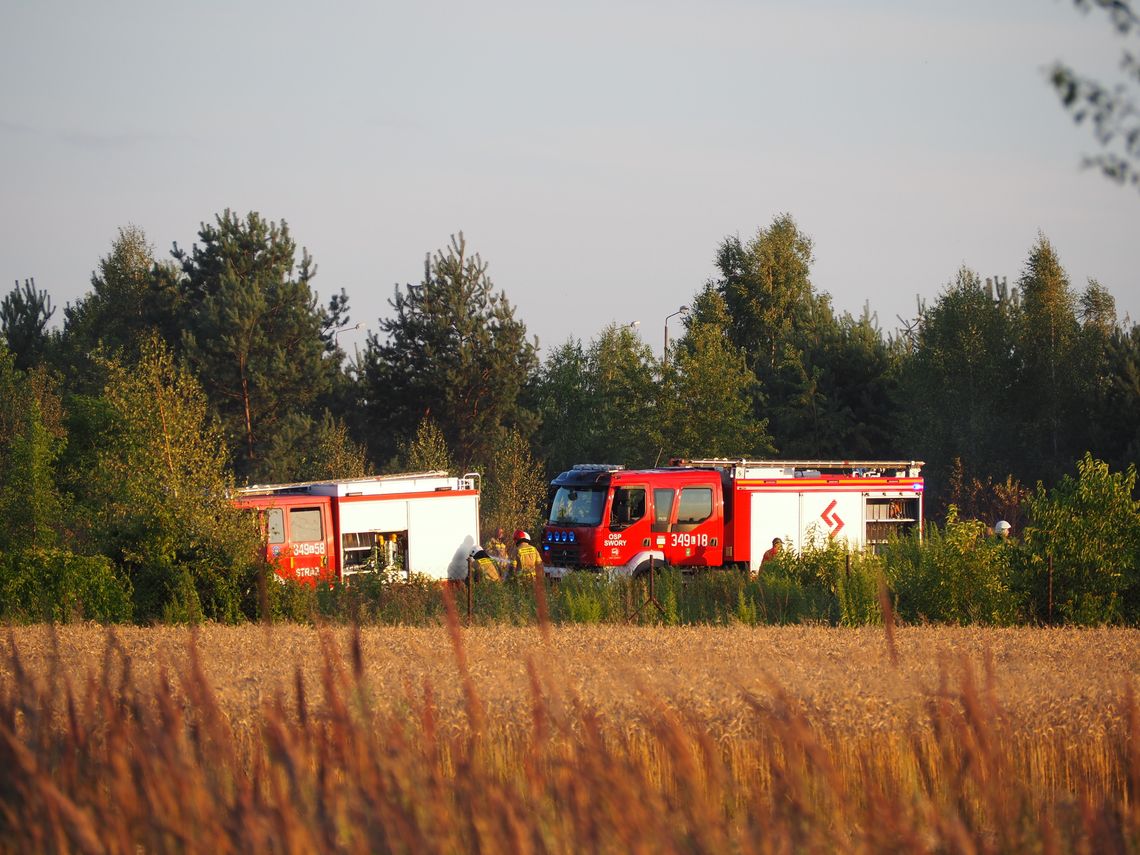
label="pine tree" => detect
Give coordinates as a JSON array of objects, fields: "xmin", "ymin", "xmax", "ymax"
[
  {"xmin": 1, "ymin": 278, "xmax": 55, "ymax": 371},
  {"xmin": 174, "ymin": 211, "xmax": 332, "ymax": 482},
  {"xmin": 358, "ymin": 233, "xmax": 538, "ymax": 469}
]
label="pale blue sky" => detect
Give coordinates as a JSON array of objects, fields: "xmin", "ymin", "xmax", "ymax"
[{"xmin": 2, "ymin": 0, "xmax": 1136, "ymax": 358}]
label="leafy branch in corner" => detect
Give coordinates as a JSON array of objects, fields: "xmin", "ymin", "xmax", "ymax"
[{"xmin": 1050, "ymin": 0, "xmax": 1140, "ymax": 189}]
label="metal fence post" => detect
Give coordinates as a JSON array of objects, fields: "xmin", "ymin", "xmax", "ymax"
[
  {"xmin": 626, "ymin": 556, "xmax": 666, "ymax": 622},
  {"xmin": 466, "ymin": 557, "xmax": 474, "ymax": 623}
]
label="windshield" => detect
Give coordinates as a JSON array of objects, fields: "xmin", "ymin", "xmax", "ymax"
[{"xmin": 548, "ymin": 486, "xmax": 607, "ymax": 526}]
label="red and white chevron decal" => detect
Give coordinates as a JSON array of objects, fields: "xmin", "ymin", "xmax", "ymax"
[{"xmin": 821, "ymin": 500, "xmax": 845, "ymax": 538}]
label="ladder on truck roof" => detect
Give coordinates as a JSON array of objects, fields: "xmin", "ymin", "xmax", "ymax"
[
  {"xmin": 234, "ymin": 471, "xmax": 479, "ymax": 497},
  {"xmin": 679, "ymin": 459, "xmax": 924, "ymax": 478}
]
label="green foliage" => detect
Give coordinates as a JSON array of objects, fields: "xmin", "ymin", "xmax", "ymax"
[
  {"xmin": 359, "ymin": 233, "xmax": 538, "ymax": 469},
  {"xmin": 396, "ymin": 417, "xmax": 454, "ymax": 473},
  {"xmin": 1015, "ymin": 236, "xmax": 1082, "ymax": 483},
  {"xmin": 1020, "ymin": 454, "xmax": 1140, "ymax": 624},
  {"xmin": 1049, "ymin": 0, "xmax": 1140, "ymax": 189},
  {"xmin": 0, "ymin": 395, "xmax": 62, "ymax": 550},
  {"xmin": 1, "ymin": 278, "xmax": 54, "ymax": 371},
  {"xmin": 259, "ymin": 410, "xmax": 369, "ymax": 484},
  {"xmin": 0, "ymin": 351, "xmax": 66, "ymax": 552},
  {"xmin": 527, "ymin": 337, "xmax": 593, "ymax": 475},
  {"xmin": 752, "ymin": 567, "xmax": 835, "ymax": 624},
  {"xmin": 265, "ymin": 577, "xmax": 320, "ymax": 624},
  {"xmin": 898, "ymin": 243, "xmax": 1137, "ymax": 514},
  {"xmin": 83, "ymin": 336, "xmax": 260, "ymax": 622},
  {"xmin": 832, "ymin": 556, "xmax": 883, "ymax": 627},
  {"xmin": 898, "ymin": 268, "xmax": 1018, "ymax": 501},
  {"xmin": 307, "ymin": 411, "xmax": 370, "ymax": 480},
  {"xmin": 174, "ymin": 211, "xmax": 331, "ymax": 482},
  {"xmin": 734, "ymin": 588, "xmax": 757, "ymax": 625},
  {"xmin": 1082, "ymin": 320, "xmax": 1140, "ymax": 475},
  {"xmin": 762, "ymin": 538, "xmax": 870, "ymax": 625},
  {"xmin": 531, "ymin": 324, "xmax": 659, "ymax": 473},
  {"xmin": 662, "ymin": 308, "xmax": 774, "ymax": 459},
  {"xmin": 547, "ymin": 568, "xmax": 834, "ymax": 627},
  {"xmin": 881, "ymin": 509, "xmax": 1020, "ymax": 625},
  {"xmin": 716, "ymin": 214, "xmax": 818, "ymax": 380},
  {"xmin": 817, "ymin": 310, "xmax": 900, "ymax": 457},
  {"xmin": 265, "ymin": 575, "xmax": 454, "ymax": 626},
  {"xmin": 557, "ymin": 574, "xmax": 613, "ymax": 623},
  {"xmin": 161, "ymin": 566, "xmax": 207, "ymax": 625},
  {"xmin": 583, "ymin": 324, "xmax": 660, "ymax": 467},
  {"xmin": 57, "ymin": 226, "xmax": 167, "ymax": 393},
  {"xmin": 480, "ymin": 427, "xmax": 547, "ymax": 538},
  {"xmin": 0, "ymin": 547, "xmax": 132, "ymax": 623},
  {"xmin": 707, "ymin": 215, "xmax": 896, "ymax": 458},
  {"xmin": 466, "ymin": 578, "xmax": 542, "ymax": 625}
]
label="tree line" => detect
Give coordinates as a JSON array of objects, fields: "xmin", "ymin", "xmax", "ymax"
[{"xmin": 2, "ymin": 210, "xmax": 1138, "ymax": 622}]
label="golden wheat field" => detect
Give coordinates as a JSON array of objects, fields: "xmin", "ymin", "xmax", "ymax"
[{"xmin": 2, "ymin": 618, "xmax": 1139, "ymax": 853}]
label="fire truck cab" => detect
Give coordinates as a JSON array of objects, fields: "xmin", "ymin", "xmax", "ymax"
[
  {"xmin": 542, "ymin": 460, "xmax": 924, "ymax": 576},
  {"xmin": 543, "ymin": 464, "xmax": 728, "ymax": 576}
]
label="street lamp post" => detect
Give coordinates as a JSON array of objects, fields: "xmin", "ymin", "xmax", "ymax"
[{"xmin": 663, "ymin": 305, "xmax": 689, "ymax": 367}]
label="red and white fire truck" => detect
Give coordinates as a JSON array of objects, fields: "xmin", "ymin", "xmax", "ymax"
[
  {"xmin": 234, "ymin": 471, "xmax": 481, "ymax": 585},
  {"xmin": 541, "ymin": 459, "xmax": 924, "ymax": 575}
]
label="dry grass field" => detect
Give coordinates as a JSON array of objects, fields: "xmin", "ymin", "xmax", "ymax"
[{"xmin": 2, "ymin": 615, "xmax": 1138, "ymax": 852}]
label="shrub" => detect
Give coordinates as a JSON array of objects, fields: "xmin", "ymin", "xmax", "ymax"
[
  {"xmin": 0, "ymin": 547, "xmax": 132, "ymax": 623},
  {"xmin": 1018, "ymin": 454, "xmax": 1140, "ymax": 624},
  {"xmin": 881, "ymin": 509, "xmax": 1018, "ymax": 625}
]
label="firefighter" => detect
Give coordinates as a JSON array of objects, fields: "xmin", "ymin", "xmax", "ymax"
[
  {"xmin": 486, "ymin": 527, "xmax": 511, "ymax": 575},
  {"xmin": 994, "ymin": 520, "xmax": 1013, "ymax": 541},
  {"xmin": 760, "ymin": 537, "xmax": 783, "ymax": 567},
  {"xmin": 514, "ymin": 530, "xmax": 542, "ymax": 581},
  {"xmin": 469, "ymin": 546, "xmax": 500, "ymax": 582}
]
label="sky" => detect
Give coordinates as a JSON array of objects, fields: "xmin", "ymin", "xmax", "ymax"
[{"xmin": 2, "ymin": 0, "xmax": 1137, "ymax": 360}]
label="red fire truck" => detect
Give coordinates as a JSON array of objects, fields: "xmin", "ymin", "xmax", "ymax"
[
  {"xmin": 234, "ymin": 471, "xmax": 481, "ymax": 585},
  {"xmin": 541, "ymin": 459, "xmax": 924, "ymax": 576}
]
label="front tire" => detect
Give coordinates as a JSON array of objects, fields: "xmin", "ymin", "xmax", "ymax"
[{"xmin": 632, "ymin": 560, "xmax": 656, "ymax": 580}]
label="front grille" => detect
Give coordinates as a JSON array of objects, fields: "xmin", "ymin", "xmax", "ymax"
[{"xmin": 544, "ymin": 544, "xmax": 585, "ymax": 566}]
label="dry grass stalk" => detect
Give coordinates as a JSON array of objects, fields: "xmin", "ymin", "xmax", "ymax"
[{"xmin": 0, "ymin": 624, "xmax": 1136, "ymax": 852}]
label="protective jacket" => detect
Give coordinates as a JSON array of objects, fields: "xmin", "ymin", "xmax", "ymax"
[{"xmin": 515, "ymin": 542, "xmax": 541, "ymax": 580}]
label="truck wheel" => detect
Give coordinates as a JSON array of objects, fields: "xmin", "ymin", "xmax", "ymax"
[{"xmin": 633, "ymin": 560, "xmax": 656, "ymax": 579}]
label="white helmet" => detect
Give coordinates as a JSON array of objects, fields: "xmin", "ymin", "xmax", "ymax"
[{"xmin": 994, "ymin": 520, "xmax": 1011, "ymax": 537}]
